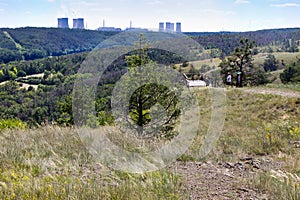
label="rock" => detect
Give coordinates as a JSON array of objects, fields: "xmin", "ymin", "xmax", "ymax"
[
  {"xmin": 245, "ymin": 159, "xmax": 261, "ymax": 169},
  {"xmin": 234, "ymin": 162, "xmax": 245, "ymax": 170},
  {"xmin": 223, "ymin": 162, "xmax": 235, "ymax": 169},
  {"xmin": 252, "ymin": 160, "xmax": 261, "ymax": 169},
  {"xmin": 290, "ymin": 141, "xmax": 300, "ymax": 148},
  {"xmin": 238, "ymin": 187, "xmax": 249, "ymax": 192},
  {"xmin": 240, "ymin": 157, "xmax": 253, "ymax": 161}
]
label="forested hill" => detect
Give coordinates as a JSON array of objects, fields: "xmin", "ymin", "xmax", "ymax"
[
  {"xmin": 1, "ymin": 27, "xmax": 300, "ymax": 64},
  {"xmin": 0, "ymin": 27, "xmax": 117, "ymax": 63},
  {"xmin": 187, "ymin": 28, "xmax": 300, "ymax": 55}
]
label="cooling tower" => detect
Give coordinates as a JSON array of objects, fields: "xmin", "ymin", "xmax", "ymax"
[
  {"xmin": 170, "ymin": 23, "xmax": 174, "ymax": 32},
  {"xmin": 73, "ymin": 18, "xmax": 85, "ymax": 29},
  {"xmin": 58, "ymin": 18, "xmax": 69, "ymax": 28},
  {"xmin": 159, "ymin": 22, "xmax": 164, "ymax": 32},
  {"xmin": 166, "ymin": 22, "xmax": 171, "ymax": 31},
  {"xmin": 176, "ymin": 22, "xmax": 182, "ymax": 32}
]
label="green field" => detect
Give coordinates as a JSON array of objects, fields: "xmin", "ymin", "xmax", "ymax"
[{"xmin": 253, "ymin": 51, "xmax": 300, "ymax": 66}]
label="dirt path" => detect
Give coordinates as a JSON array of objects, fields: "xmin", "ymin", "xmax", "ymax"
[
  {"xmin": 171, "ymin": 156, "xmax": 284, "ymax": 200},
  {"xmin": 23, "ymin": 73, "xmax": 44, "ymax": 79}
]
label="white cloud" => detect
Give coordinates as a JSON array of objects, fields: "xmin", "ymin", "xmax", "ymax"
[
  {"xmin": 271, "ymin": 3, "xmax": 300, "ymax": 7},
  {"xmin": 234, "ymin": 0, "xmax": 250, "ymax": 4},
  {"xmin": 48, "ymin": 0, "xmax": 56, "ymax": 2}
]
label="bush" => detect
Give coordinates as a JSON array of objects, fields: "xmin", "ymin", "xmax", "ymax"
[
  {"xmin": 17, "ymin": 70, "xmax": 26, "ymax": 77},
  {"xmin": 263, "ymin": 54, "xmax": 278, "ymax": 72},
  {"xmin": 0, "ymin": 118, "xmax": 26, "ymax": 131},
  {"xmin": 280, "ymin": 59, "xmax": 300, "ymax": 83}
]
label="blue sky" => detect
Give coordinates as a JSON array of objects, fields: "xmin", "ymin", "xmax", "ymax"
[{"xmin": 0, "ymin": 0, "xmax": 300, "ymax": 32}]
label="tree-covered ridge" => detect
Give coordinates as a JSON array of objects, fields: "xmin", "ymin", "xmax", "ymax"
[
  {"xmin": 1, "ymin": 27, "xmax": 300, "ymax": 64},
  {"xmin": 0, "ymin": 27, "xmax": 118, "ymax": 63},
  {"xmin": 0, "ymin": 31, "xmax": 18, "ymax": 50},
  {"xmin": 190, "ymin": 28, "xmax": 300, "ymax": 55}
]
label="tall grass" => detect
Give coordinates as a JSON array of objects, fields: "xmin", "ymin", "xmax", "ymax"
[
  {"xmin": 0, "ymin": 126, "xmax": 184, "ymax": 199},
  {"xmin": 180, "ymin": 88, "xmax": 300, "ymax": 169},
  {"xmin": 266, "ymin": 83, "xmax": 300, "ymax": 92},
  {"xmin": 247, "ymin": 171, "xmax": 300, "ymax": 200}
]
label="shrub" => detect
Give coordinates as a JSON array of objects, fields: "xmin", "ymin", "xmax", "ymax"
[{"xmin": 0, "ymin": 118, "xmax": 26, "ymax": 131}]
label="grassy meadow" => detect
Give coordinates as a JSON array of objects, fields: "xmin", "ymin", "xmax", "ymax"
[
  {"xmin": 0, "ymin": 87, "xmax": 300, "ymax": 199},
  {"xmin": 0, "ymin": 126, "xmax": 184, "ymax": 200}
]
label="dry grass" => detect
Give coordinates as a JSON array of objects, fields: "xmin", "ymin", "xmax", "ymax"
[
  {"xmin": 0, "ymin": 126, "xmax": 184, "ymax": 199},
  {"xmin": 246, "ymin": 171, "xmax": 300, "ymax": 200},
  {"xmin": 253, "ymin": 52, "xmax": 300, "ymax": 66},
  {"xmin": 186, "ymin": 88, "xmax": 300, "ymax": 159},
  {"xmin": 266, "ymin": 83, "xmax": 300, "ymax": 92}
]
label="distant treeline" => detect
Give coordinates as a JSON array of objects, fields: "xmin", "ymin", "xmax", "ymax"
[
  {"xmin": 188, "ymin": 28, "xmax": 300, "ymax": 55},
  {"xmin": 1, "ymin": 27, "xmax": 300, "ymax": 63}
]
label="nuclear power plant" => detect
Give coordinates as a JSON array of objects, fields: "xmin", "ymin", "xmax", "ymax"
[
  {"xmin": 159, "ymin": 22, "xmax": 181, "ymax": 32},
  {"xmin": 57, "ymin": 18, "xmax": 85, "ymax": 29},
  {"xmin": 57, "ymin": 17, "xmax": 181, "ymax": 32},
  {"xmin": 57, "ymin": 18, "xmax": 69, "ymax": 28}
]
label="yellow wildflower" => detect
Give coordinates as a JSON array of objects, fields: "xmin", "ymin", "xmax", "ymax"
[{"xmin": 0, "ymin": 182, "xmax": 7, "ymax": 190}]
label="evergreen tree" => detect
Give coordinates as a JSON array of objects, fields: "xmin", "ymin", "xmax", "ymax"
[
  {"xmin": 113, "ymin": 35, "xmax": 181, "ymax": 139},
  {"xmin": 219, "ymin": 38, "xmax": 257, "ymax": 87},
  {"xmin": 263, "ymin": 54, "xmax": 278, "ymax": 72},
  {"xmin": 280, "ymin": 59, "xmax": 300, "ymax": 83}
]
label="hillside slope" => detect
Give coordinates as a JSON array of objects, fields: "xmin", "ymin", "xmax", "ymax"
[{"xmin": 0, "ymin": 27, "xmax": 117, "ymax": 63}]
